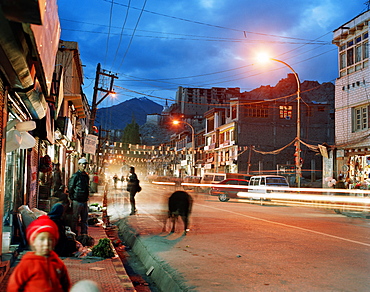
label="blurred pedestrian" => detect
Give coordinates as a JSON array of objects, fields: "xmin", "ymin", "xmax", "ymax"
[
  {"xmin": 52, "ymin": 163, "xmax": 62, "ymax": 196},
  {"xmin": 90, "ymin": 172, "xmax": 99, "ymax": 193},
  {"xmin": 127, "ymin": 166, "xmax": 141, "ymax": 215},
  {"xmin": 7, "ymin": 215, "xmax": 71, "ymax": 292},
  {"xmin": 68, "ymin": 157, "xmax": 90, "ymax": 235},
  {"xmin": 113, "ymin": 174, "xmax": 118, "ymax": 189}
]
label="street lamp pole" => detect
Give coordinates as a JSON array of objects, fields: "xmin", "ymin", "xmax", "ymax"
[
  {"xmin": 270, "ymin": 58, "xmax": 301, "ymax": 188},
  {"xmin": 173, "ymin": 120, "xmax": 195, "ymax": 176}
]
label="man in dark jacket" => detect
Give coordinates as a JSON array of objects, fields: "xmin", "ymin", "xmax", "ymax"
[
  {"xmin": 68, "ymin": 158, "xmax": 90, "ymax": 235},
  {"xmin": 127, "ymin": 166, "xmax": 141, "ymax": 215}
]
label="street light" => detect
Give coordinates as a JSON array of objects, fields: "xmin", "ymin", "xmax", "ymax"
[
  {"xmin": 173, "ymin": 120, "xmax": 195, "ymax": 176},
  {"xmin": 259, "ymin": 55, "xmax": 301, "ymax": 187}
]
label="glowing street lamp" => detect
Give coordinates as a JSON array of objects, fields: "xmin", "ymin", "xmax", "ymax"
[
  {"xmin": 258, "ymin": 54, "xmax": 302, "ymax": 187},
  {"xmin": 173, "ymin": 120, "xmax": 195, "ymax": 176}
]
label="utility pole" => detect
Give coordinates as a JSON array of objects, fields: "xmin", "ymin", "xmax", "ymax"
[
  {"xmin": 89, "ymin": 63, "xmax": 118, "ymax": 133},
  {"xmin": 96, "ymin": 127, "xmax": 111, "ymax": 170}
]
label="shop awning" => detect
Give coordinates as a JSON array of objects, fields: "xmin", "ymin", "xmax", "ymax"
[{"xmin": 0, "ymin": 1, "xmax": 59, "ymax": 119}]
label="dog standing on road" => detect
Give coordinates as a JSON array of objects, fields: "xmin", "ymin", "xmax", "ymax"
[{"xmin": 164, "ymin": 191, "xmax": 193, "ymax": 235}]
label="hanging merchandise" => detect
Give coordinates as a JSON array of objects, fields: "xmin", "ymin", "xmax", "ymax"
[
  {"xmin": 5, "ymin": 129, "xmax": 22, "ymax": 152},
  {"xmin": 39, "ymin": 155, "xmax": 52, "ymax": 173},
  {"xmin": 15, "ymin": 121, "xmax": 36, "ymax": 132},
  {"xmin": 19, "ymin": 131, "xmax": 36, "ymax": 149},
  {"xmin": 5, "ymin": 119, "xmax": 37, "ymax": 152}
]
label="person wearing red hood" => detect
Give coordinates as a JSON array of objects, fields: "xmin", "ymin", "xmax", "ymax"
[{"xmin": 7, "ymin": 215, "xmax": 71, "ymax": 292}]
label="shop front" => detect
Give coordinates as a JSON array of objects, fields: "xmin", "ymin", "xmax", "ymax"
[{"xmin": 346, "ymin": 152, "xmax": 370, "ymax": 190}]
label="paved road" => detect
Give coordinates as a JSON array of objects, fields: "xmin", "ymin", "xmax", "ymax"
[{"xmin": 107, "ymin": 182, "xmax": 370, "ymax": 291}]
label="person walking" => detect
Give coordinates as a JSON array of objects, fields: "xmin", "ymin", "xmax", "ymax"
[
  {"xmin": 127, "ymin": 166, "xmax": 141, "ymax": 215},
  {"xmin": 68, "ymin": 157, "xmax": 90, "ymax": 235},
  {"xmin": 113, "ymin": 174, "xmax": 118, "ymax": 189}
]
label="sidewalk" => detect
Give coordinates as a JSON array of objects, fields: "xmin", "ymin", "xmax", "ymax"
[{"xmin": 0, "ymin": 187, "xmax": 136, "ymax": 292}]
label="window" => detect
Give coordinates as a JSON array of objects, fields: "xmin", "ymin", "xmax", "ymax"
[
  {"xmin": 347, "ymin": 47, "xmax": 354, "ymax": 66},
  {"xmin": 339, "ymin": 34, "xmax": 369, "ymax": 75},
  {"xmin": 219, "ymin": 132, "xmax": 224, "ymax": 144},
  {"xmin": 231, "ymin": 105, "xmax": 237, "ymax": 119},
  {"xmin": 246, "ymin": 104, "xmax": 268, "ymax": 118},
  {"xmin": 363, "ymin": 41, "xmax": 369, "ymax": 59},
  {"xmin": 207, "ymin": 118, "xmax": 214, "ymax": 132},
  {"xmin": 279, "ymin": 105, "xmax": 292, "ymax": 119},
  {"xmin": 353, "ymin": 105, "xmax": 368, "ymax": 132},
  {"xmin": 355, "ymin": 45, "xmax": 362, "ymax": 63},
  {"xmin": 340, "ymin": 53, "xmax": 346, "ymax": 69}
]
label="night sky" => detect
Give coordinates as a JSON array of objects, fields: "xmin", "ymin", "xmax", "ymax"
[{"xmin": 58, "ymin": 0, "xmax": 368, "ymax": 107}]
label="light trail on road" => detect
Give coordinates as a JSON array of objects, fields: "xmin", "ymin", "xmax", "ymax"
[
  {"xmin": 195, "ymin": 202, "xmax": 370, "ymax": 248},
  {"xmin": 153, "ymin": 181, "xmax": 370, "ymax": 212}
]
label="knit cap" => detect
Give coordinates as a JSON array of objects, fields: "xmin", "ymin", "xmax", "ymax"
[{"xmin": 26, "ymin": 215, "xmax": 59, "ymax": 244}]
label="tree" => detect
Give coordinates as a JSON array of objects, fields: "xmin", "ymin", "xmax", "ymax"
[{"xmin": 121, "ymin": 116, "xmax": 141, "ymax": 148}]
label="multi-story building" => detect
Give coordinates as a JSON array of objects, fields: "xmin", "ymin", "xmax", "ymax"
[
  {"xmin": 0, "ymin": 0, "xmax": 62, "ymax": 270},
  {"xmin": 203, "ymin": 75, "xmax": 335, "ymax": 185},
  {"xmin": 175, "ymin": 86, "xmax": 241, "ymax": 118},
  {"xmin": 0, "ymin": 2, "xmax": 90, "ymax": 271},
  {"xmin": 333, "ymin": 9, "xmax": 370, "ymax": 186},
  {"xmin": 53, "ymin": 40, "xmax": 90, "ymax": 185}
]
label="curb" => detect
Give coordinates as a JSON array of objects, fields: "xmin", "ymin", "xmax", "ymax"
[
  {"xmin": 116, "ymin": 218, "xmax": 194, "ymax": 292},
  {"xmin": 104, "ymin": 226, "xmax": 136, "ymax": 290}
]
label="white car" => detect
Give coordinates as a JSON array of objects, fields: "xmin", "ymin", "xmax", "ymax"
[{"xmin": 238, "ymin": 175, "xmax": 289, "ymax": 200}]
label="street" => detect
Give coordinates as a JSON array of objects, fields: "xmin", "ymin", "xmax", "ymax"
[{"xmin": 107, "ymin": 181, "xmax": 370, "ymax": 291}]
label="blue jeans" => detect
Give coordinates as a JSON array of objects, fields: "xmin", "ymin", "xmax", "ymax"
[{"xmin": 72, "ymin": 200, "xmax": 88, "ymax": 235}]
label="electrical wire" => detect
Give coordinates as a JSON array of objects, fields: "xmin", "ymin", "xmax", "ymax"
[
  {"xmin": 110, "ymin": 0, "xmax": 131, "ymax": 71},
  {"xmin": 60, "ymin": 24, "xmax": 331, "ymax": 45},
  {"xmin": 100, "ymin": 0, "xmax": 332, "ymax": 43},
  {"xmin": 116, "ymin": 0, "xmax": 148, "ymax": 71},
  {"xmin": 103, "ymin": 0, "xmax": 114, "ymax": 67}
]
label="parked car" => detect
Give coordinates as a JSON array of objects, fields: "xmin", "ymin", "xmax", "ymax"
[
  {"xmin": 210, "ymin": 178, "xmax": 250, "ymax": 202},
  {"xmin": 200, "ymin": 173, "xmax": 252, "ymax": 192},
  {"xmin": 238, "ymin": 175, "xmax": 289, "ymax": 201}
]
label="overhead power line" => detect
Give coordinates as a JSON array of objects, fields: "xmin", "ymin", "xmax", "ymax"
[
  {"xmin": 101, "ymin": 0, "xmax": 329, "ymax": 43},
  {"xmin": 60, "ymin": 18, "xmax": 330, "ymax": 45}
]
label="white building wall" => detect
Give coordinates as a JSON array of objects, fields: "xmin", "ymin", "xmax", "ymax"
[
  {"xmin": 334, "ymin": 10, "xmax": 370, "ymax": 149},
  {"xmin": 335, "ymin": 69, "xmax": 370, "ymax": 147}
]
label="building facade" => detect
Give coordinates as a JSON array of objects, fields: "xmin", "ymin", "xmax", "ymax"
[
  {"xmin": 202, "ymin": 76, "xmax": 334, "ymax": 186},
  {"xmin": 0, "ymin": 2, "xmax": 90, "ymax": 274},
  {"xmin": 333, "ymin": 10, "xmax": 370, "ymax": 187}
]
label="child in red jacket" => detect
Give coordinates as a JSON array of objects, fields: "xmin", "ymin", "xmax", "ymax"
[{"xmin": 7, "ymin": 215, "xmax": 71, "ymax": 292}]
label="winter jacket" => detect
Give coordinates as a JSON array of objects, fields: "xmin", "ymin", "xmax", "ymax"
[
  {"xmin": 48, "ymin": 204, "xmax": 77, "ymax": 257},
  {"xmin": 68, "ymin": 170, "xmax": 89, "ymax": 202},
  {"xmin": 7, "ymin": 250, "xmax": 70, "ymax": 292},
  {"xmin": 127, "ymin": 173, "xmax": 141, "ymax": 192}
]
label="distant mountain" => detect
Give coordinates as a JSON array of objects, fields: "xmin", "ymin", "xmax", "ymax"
[{"xmin": 95, "ymin": 97, "xmax": 163, "ymax": 130}]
